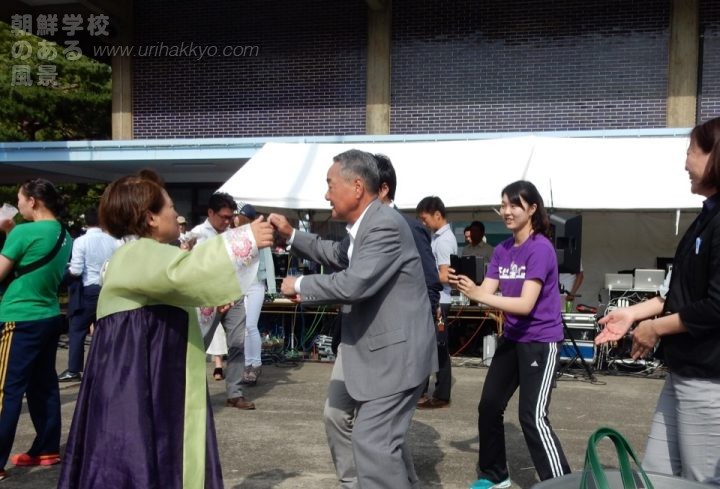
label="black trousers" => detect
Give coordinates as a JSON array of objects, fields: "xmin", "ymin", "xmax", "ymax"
[
  {"xmin": 423, "ymin": 303, "xmax": 451, "ymax": 402},
  {"xmin": 0, "ymin": 316, "xmax": 63, "ymax": 470},
  {"xmin": 67, "ymin": 284, "xmax": 100, "ymax": 373},
  {"xmin": 476, "ymin": 338, "xmax": 570, "ymax": 483}
]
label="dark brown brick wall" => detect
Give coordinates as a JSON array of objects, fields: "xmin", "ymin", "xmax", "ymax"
[
  {"xmin": 391, "ymin": 0, "xmax": 670, "ymax": 133},
  {"xmin": 132, "ymin": 1, "xmax": 720, "ymax": 138},
  {"xmin": 700, "ymin": 0, "xmax": 720, "ymax": 123},
  {"xmin": 133, "ymin": 0, "xmax": 367, "ymax": 138}
]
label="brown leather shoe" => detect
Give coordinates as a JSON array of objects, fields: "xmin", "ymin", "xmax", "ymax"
[
  {"xmin": 417, "ymin": 395, "xmax": 430, "ymax": 406},
  {"xmin": 417, "ymin": 397, "xmax": 450, "ymax": 409},
  {"xmin": 226, "ymin": 397, "xmax": 256, "ymax": 410}
]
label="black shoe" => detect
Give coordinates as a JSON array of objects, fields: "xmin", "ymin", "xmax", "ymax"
[
  {"xmin": 212, "ymin": 367, "xmax": 224, "ymax": 381},
  {"xmin": 57, "ymin": 370, "xmax": 81, "ymax": 382}
]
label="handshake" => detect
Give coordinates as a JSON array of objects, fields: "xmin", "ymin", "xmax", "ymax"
[
  {"xmin": 252, "ymin": 213, "xmax": 300, "ymax": 300},
  {"xmin": 250, "ymin": 213, "xmax": 293, "ymax": 250}
]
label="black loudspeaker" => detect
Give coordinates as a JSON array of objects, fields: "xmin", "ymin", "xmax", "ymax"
[
  {"xmin": 550, "ymin": 214, "xmax": 582, "ymax": 274},
  {"xmin": 450, "ymin": 255, "xmax": 485, "ymax": 284}
]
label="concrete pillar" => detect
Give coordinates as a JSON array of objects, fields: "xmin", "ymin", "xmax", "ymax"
[
  {"xmin": 667, "ymin": 0, "xmax": 699, "ymax": 127},
  {"xmin": 111, "ymin": 54, "xmax": 133, "ymax": 140},
  {"xmin": 365, "ymin": 0, "xmax": 391, "ymax": 135},
  {"xmin": 110, "ymin": 0, "xmax": 133, "ymax": 140}
]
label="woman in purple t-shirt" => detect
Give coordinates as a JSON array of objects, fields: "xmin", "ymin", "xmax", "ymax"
[{"xmin": 452, "ymin": 180, "xmax": 570, "ymax": 489}]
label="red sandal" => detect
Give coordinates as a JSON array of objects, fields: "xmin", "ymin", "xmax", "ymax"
[{"xmin": 10, "ymin": 453, "xmax": 61, "ymax": 466}]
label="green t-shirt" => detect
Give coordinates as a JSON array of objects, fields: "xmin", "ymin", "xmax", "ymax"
[{"xmin": 0, "ymin": 220, "xmax": 72, "ymax": 322}]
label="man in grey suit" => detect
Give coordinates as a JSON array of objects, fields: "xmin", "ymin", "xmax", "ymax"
[{"xmin": 269, "ymin": 149, "xmax": 438, "ymax": 489}]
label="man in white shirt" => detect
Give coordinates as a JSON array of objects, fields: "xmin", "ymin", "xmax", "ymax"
[
  {"xmin": 58, "ymin": 208, "xmax": 118, "ymax": 382},
  {"xmin": 191, "ymin": 192, "xmax": 255, "ymax": 410},
  {"xmin": 462, "ymin": 221, "xmax": 494, "ymax": 263},
  {"xmin": 416, "ymin": 196, "xmax": 457, "ymax": 409}
]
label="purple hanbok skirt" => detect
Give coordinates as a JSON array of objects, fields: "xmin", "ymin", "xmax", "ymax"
[{"xmin": 57, "ymin": 305, "xmax": 223, "ymax": 489}]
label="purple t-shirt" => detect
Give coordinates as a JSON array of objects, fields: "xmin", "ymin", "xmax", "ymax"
[{"xmin": 486, "ymin": 234, "xmax": 563, "ymax": 342}]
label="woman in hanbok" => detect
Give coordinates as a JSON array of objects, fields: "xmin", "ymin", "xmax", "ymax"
[{"xmin": 57, "ymin": 170, "xmax": 274, "ymax": 489}]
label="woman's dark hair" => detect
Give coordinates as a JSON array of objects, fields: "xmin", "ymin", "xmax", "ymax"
[
  {"xmin": 501, "ymin": 180, "xmax": 550, "ymax": 238},
  {"xmin": 100, "ymin": 169, "xmax": 167, "ymax": 239},
  {"xmin": 690, "ymin": 117, "xmax": 720, "ymax": 191},
  {"xmin": 19, "ymin": 178, "xmax": 67, "ymax": 220}
]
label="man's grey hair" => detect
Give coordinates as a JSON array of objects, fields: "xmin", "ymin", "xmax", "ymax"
[{"xmin": 333, "ymin": 149, "xmax": 380, "ymax": 196}]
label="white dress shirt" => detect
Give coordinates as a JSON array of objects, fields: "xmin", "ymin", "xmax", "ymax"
[
  {"xmin": 190, "ymin": 219, "xmax": 219, "ymax": 245},
  {"xmin": 68, "ymin": 227, "xmax": 119, "ymax": 286}
]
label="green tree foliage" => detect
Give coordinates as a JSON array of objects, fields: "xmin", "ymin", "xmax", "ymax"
[
  {"xmin": 57, "ymin": 183, "xmax": 107, "ymax": 224},
  {"xmin": 0, "ymin": 21, "xmax": 111, "ymax": 141}
]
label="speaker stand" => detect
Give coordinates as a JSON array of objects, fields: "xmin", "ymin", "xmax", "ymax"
[{"xmin": 556, "ymin": 316, "xmax": 599, "ymax": 383}]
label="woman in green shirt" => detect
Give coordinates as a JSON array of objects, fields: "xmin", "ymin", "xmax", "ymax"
[{"xmin": 0, "ymin": 179, "xmax": 72, "ymax": 482}]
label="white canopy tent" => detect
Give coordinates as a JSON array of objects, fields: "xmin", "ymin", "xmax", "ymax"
[
  {"xmin": 218, "ymin": 136, "xmax": 701, "ymax": 211},
  {"xmin": 218, "ymin": 135, "xmax": 702, "ymax": 304}
]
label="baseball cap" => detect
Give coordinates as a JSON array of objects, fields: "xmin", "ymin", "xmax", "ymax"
[
  {"xmin": 177, "ymin": 216, "xmax": 187, "ymax": 225},
  {"xmin": 238, "ymin": 203, "xmax": 257, "ymax": 219}
]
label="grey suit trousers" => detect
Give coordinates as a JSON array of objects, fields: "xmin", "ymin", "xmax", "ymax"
[
  {"xmin": 643, "ymin": 373, "xmax": 720, "ymax": 484},
  {"xmin": 201, "ymin": 301, "xmax": 247, "ymax": 399},
  {"xmin": 324, "ymin": 348, "xmax": 424, "ymax": 489}
]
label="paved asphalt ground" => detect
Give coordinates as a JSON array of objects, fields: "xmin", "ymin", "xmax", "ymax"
[{"xmin": 3, "ymin": 349, "xmax": 664, "ymax": 488}]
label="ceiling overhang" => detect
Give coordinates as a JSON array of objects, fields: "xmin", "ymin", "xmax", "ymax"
[
  {"xmin": 0, "ymin": 138, "xmax": 263, "ymax": 184},
  {"xmin": 0, "ymin": 129, "xmax": 691, "ymax": 185}
]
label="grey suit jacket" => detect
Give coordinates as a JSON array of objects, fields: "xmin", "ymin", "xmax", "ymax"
[{"xmin": 291, "ymin": 200, "xmax": 438, "ymax": 401}]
